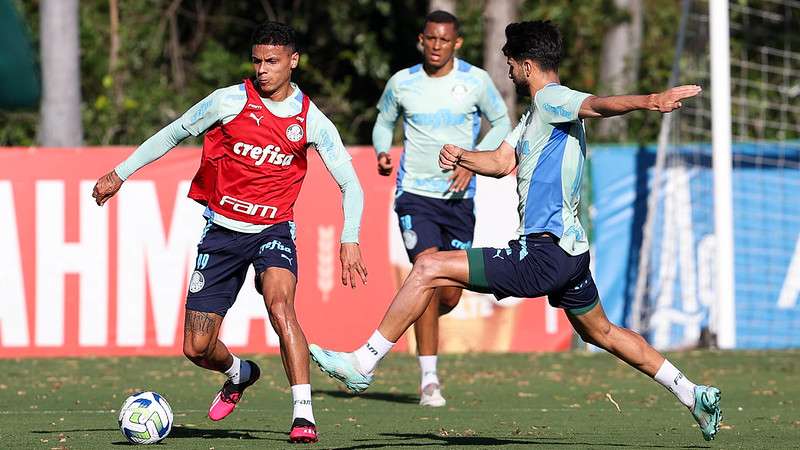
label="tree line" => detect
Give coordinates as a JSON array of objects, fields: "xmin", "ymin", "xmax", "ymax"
[{"xmin": 3, "ymin": 0, "xmax": 683, "ymax": 147}]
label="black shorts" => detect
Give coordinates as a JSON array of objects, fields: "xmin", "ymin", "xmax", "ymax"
[
  {"xmin": 186, "ymin": 220, "xmax": 297, "ymax": 316},
  {"xmin": 394, "ymin": 191, "xmax": 475, "ymax": 261},
  {"xmin": 466, "ymin": 233, "xmax": 599, "ymax": 315}
]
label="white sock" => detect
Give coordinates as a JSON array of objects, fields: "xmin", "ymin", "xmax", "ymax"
[
  {"xmin": 291, "ymin": 384, "xmax": 315, "ymax": 424},
  {"xmin": 353, "ymin": 330, "xmax": 395, "ymax": 375},
  {"xmin": 654, "ymin": 359, "xmax": 697, "ymax": 408},
  {"xmin": 224, "ymin": 355, "xmax": 250, "ymax": 384},
  {"xmin": 419, "ymin": 355, "xmax": 439, "ymax": 388}
]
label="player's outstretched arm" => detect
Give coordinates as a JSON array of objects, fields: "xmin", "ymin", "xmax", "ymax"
[
  {"xmin": 439, "ymin": 141, "xmax": 517, "ymax": 179},
  {"xmin": 91, "ymin": 87, "xmax": 229, "ymax": 206},
  {"xmin": 578, "ymin": 85, "xmax": 702, "ymax": 119},
  {"xmin": 91, "ymin": 118, "xmax": 191, "ymax": 206}
]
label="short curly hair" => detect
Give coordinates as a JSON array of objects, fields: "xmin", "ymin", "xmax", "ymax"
[
  {"xmin": 424, "ymin": 10, "xmax": 460, "ymax": 34},
  {"xmin": 501, "ymin": 21, "xmax": 562, "ymax": 72},
  {"xmin": 251, "ymin": 21, "xmax": 297, "ymax": 51}
]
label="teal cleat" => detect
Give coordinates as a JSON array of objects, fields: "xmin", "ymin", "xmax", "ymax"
[
  {"xmin": 309, "ymin": 344, "xmax": 373, "ymax": 393},
  {"xmin": 692, "ymin": 385, "xmax": 722, "ymax": 441}
]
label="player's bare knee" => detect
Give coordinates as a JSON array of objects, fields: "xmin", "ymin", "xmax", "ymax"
[
  {"xmin": 183, "ymin": 339, "xmax": 212, "ymax": 362},
  {"xmin": 438, "ymin": 302, "xmax": 456, "ymax": 316},
  {"xmin": 413, "ymin": 253, "xmax": 442, "ymax": 284},
  {"xmin": 264, "ymin": 295, "xmax": 295, "ymax": 334},
  {"xmin": 438, "ymin": 289, "xmax": 460, "ymax": 316}
]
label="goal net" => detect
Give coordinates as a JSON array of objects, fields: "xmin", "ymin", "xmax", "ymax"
[{"xmin": 631, "ymin": 0, "xmax": 800, "ymax": 349}]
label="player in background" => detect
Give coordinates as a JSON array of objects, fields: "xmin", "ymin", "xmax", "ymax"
[
  {"xmin": 372, "ymin": 10, "xmax": 511, "ymax": 407},
  {"xmin": 92, "ymin": 21, "xmax": 367, "ymax": 444},
  {"xmin": 311, "ymin": 20, "xmax": 722, "ymax": 441}
]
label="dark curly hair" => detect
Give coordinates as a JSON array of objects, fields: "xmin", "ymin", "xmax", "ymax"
[
  {"xmin": 424, "ymin": 10, "xmax": 460, "ymax": 34},
  {"xmin": 501, "ymin": 21, "xmax": 562, "ymax": 72},
  {"xmin": 251, "ymin": 21, "xmax": 297, "ymax": 52}
]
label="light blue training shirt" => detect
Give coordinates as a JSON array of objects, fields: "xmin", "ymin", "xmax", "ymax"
[
  {"xmin": 372, "ymin": 59, "xmax": 511, "ymax": 199},
  {"xmin": 504, "ymin": 83, "xmax": 592, "ymax": 256}
]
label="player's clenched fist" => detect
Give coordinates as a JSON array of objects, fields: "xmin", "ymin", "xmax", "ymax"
[
  {"xmin": 439, "ymin": 144, "xmax": 464, "ymax": 170},
  {"xmin": 376, "ymin": 152, "xmax": 393, "ymax": 176},
  {"xmin": 92, "ymin": 170, "xmax": 124, "ymax": 206}
]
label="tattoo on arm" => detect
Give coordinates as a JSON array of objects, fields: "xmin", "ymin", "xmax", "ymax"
[{"xmin": 185, "ymin": 310, "xmax": 217, "ymax": 336}]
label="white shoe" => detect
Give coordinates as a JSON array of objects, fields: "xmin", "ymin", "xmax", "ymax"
[{"xmin": 419, "ymin": 383, "xmax": 446, "ymax": 407}]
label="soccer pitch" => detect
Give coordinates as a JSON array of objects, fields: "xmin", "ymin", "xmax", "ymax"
[{"xmin": 1, "ymin": 351, "xmax": 797, "ymax": 449}]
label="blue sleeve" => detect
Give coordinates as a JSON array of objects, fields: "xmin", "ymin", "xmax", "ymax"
[
  {"xmin": 306, "ymin": 103, "xmax": 363, "ymax": 243},
  {"xmin": 475, "ymin": 71, "xmax": 511, "ymax": 150},
  {"xmin": 476, "ymin": 71, "xmax": 508, "ymax": 123},
  {"xmin": 114, "ymin": 118, "xmax": 191, "ymax": 180},
  {"xmin": 534, "ymin": 85, "xmax": 592, "ymax": 124},
  {"xmin": 372, "ymin": 75, "xmax": 400, "ymax": 156},
  {"xmin": 372, "ymin": 117, "xmax": 395, "ymax": 157},
  {"xmin": 307, "ymin": 102, "xmax": 352, "ymax": 170},
  {"xmin": 179, "ymin": 88, "xmax": 234, "ymax": 136},
  {"xmin": 503, "ymin": 110, "xmax": 530, "ymax": 149},
  {"xmin": 328, "ymin": 162, "xmax": 364, "ymax": 243}
]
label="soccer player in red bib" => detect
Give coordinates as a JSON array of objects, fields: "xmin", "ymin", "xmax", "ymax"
[{"xmin": 92, "ymin": 21, "xmax": 367, "ymax": 444}]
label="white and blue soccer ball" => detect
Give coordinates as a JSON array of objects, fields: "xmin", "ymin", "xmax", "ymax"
[{"xmin": 118, "ymin": 391, "xmax": 173, "ymax": 445}]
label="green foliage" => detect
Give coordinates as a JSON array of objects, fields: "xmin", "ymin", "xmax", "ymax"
[
  {"xmin": 1, "ymin": 0, "xmax": 689, "ymax": 146},
  {"xmin": 626, "ymin": 0, "xmax": 683, "ymax": 144}
]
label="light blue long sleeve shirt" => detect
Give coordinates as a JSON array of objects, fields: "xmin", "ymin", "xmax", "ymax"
[{"xmin": 372, "ymin": 59, "xmax": 511, "ymax": 199}]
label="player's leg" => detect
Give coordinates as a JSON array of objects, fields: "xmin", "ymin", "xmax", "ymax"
[
  {"xmin": 421, "ymin": 196, "xmax": 475, "ymax": 399},
  {"xmin": 394, "ymin": 194, "xmax": 452, "ymax": 406},
  {"xmin": 185, "ymin": 223, "xmax": 261, "ymax": 421},
  {"xmin": 414, "ymin": 197, "xmax": 474, "ymax": 407},
  {"xmin": 182, "ymin": 309, "xmax": 228, "ymax": 371},
  {"xmin": 309, "ymin": 249, "xmax": 471, "ymax": 392},
  {"xmin": 259, "ymin": 268, "xmax": 317, "ymax": 442},
  {"xmin": 561, "ymin": 280, "xmax": 722, "ymax": 441},
  {"xmin": 253, "ymin": 222, "xmax": 317, "ymax": 443},
  {"xmin": 411, "ymin": 247, "xmax": 447, "ymax": 407}
]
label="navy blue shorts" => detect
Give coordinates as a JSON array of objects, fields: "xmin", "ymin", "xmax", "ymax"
[
  {"xmin": 394, "ymin": 191, "xmax": 475, "ymax": 261},
  {"xmin": 186, "ymin": 220, "xmax": 298, "ymax": 316},
  {"xmin": 466, "ymin": 234, "xmax": 599, "ymax": 315}
]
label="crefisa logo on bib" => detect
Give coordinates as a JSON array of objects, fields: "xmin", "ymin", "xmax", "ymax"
[{"xmin": 286, "ymin": 123, "xmax": 304, "ymax": 142}]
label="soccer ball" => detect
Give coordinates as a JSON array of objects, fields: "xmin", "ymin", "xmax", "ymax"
[{"xmin": 118, "ymin": 391, "xmax": 173, "ymax": 445}]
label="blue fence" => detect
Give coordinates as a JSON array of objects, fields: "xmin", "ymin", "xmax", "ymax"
[{"xmin": 591, "ymin": 143, "xmax": 800, "ymax": 349}]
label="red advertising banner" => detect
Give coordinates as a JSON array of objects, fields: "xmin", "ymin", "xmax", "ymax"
[{"xmin": 0, "ymin": 147, "xmax": 572, "ymax": 358}]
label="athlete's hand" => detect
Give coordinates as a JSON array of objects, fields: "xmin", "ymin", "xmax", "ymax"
[
  {"xmin": 92, "ymin": 170, "xmax": 124, "ymax": 206},
  {"xmin": 652, "ymin": 85, "xmax": 702, "ymax": 113},
  {"xmin": 448, "ymin": 166, "xmax": 473, "ymax": 192},
  {"xmin": 340, "ymin": 242, "xmax": 368, "ymax": 289},
  {"xmin": 439, "ymin": 144, "xmax": 464, "ymax": 170},
  {"xmin": 377, "ymin": 152, "xmax": 393, "ymax": 176}
]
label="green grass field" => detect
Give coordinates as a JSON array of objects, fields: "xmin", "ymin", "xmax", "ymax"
[{"xmin": 1, "ymin": 350, "xmax": 797, "ymax": 449}]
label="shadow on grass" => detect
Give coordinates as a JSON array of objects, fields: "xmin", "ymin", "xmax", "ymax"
[
  {"xmin": 33, "ymin": 426, "xmax": 287, "ymax": 444},
  {"xmin": 327, "ymin": 432, "xmax": 712, "ymax": 449},
  {"xmin": 315, "ymin": 389, "xmax": 418, "ymax": 404}
]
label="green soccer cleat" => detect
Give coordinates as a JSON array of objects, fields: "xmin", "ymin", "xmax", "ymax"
[
  {"xmin": 691, "ymin": 385, "xmax": 722, "ymax": 441},
  {"xmin": 309, "ymin": 344, "xmax": 373, "ymax": 393}
]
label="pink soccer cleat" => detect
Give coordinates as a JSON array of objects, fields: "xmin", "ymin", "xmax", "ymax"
[
  {"xmin": 207, "ymin": 360, "xmax": 260, "ymax": 421},
  {"xmin": 289, "ymin": 418, "xmax": 318, "ymax": 443}
]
